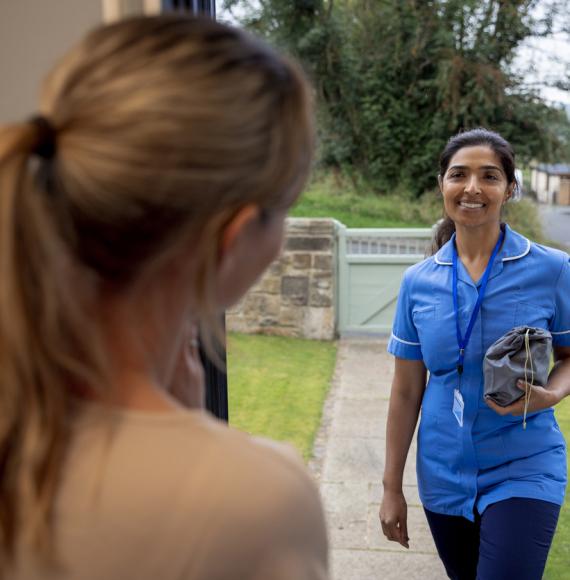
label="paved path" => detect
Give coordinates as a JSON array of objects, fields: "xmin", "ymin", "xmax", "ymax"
[
  {"xmin": 538, "ymin": 203, "xmax": 570, "ymax": 250},
  {"xmin": 311, "ymin": 338, "xmax": 447, "ymax": 580}
]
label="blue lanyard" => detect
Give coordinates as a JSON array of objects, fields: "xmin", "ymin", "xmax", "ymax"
[{"xmin": 452, "ymin": 230, "xmax": 504, "ymax": 376}]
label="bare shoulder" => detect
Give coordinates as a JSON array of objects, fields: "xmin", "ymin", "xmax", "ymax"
[
  {"xmin": 190, "ymin": 412, "xmax": 322, "ymax": 511},
  {"xmin": 182, "ymin": 413, "xmax": 329, "ymax": 578},
  {"xmin": 56, "ymin": 408, "xmax": 328, "ymax": 579}
]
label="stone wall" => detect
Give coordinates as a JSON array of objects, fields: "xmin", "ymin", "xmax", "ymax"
[{"xmin": 226, "ymin": 218, "xmax": 337, "ymax": 340}]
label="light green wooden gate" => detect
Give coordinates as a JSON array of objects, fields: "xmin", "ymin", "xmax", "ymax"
[{"xmin": 336, "ymin": 225, "xmax": 433, "ymax": 335}]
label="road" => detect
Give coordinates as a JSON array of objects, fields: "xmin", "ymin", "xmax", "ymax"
[{"xmin": 538, "ymin": 204, "xmax": 570, "ymax": 251}]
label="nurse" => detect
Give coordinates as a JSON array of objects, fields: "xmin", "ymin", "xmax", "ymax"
[{"xmin": 379, "ymin": 128, "xmax": 570, "ymax": 579}]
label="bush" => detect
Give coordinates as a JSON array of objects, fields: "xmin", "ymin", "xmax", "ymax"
[
  {"xmin": 503, "ymin": 199, "xmax": 545, "ymax": 243},
  {"xmin": 292, "ymin": 172, "xmax": 441, "ymax": 228}
]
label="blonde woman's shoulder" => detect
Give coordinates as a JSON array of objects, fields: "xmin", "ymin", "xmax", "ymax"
[
  {"xmin": 193, "ymin": 410, "xmax": 311, "ymax": 477},
  {"xmin": 43, "ymin": 407, "xmax": 329, "ymax": 580},
  {"xmin": 179, "ymin": 411, "xmax": 329, "ymax": 579}
]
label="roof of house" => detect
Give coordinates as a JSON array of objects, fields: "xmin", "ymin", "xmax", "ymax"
[{"xmin": 533, "ymin": 163, "xmax": 570, "ymax": 176}]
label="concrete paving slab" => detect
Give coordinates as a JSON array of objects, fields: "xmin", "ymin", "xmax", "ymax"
[
  {"xmin": 337, "ymin": 376, "xmax": 392, "ymax": 401},
  {"xmin": 322, "ymin": 436, "xmax": 417, "ymax": 484},
  {"xmin": 320, "ymin": 481, "xmax": 369, "ymax": 516},
  {"xmin": 331, "ymin": 549, "xmax": 447, "ymax": 580},
  {"xmin": 321, "ymin": 436, "xmax": 382, "ymax": 482},
  {"xmin": 325, "ymin": 512, "xmax": 368, "ymax": 550},
  {"xmin": 334, "ymin": 343, "xmax": 393, "ymax": 400},
  {"xmin": 312, "ymin": 338, "xmax": 443, "ymax": 580},
  {"xmin": 331, "ymin": 397, "xmax": 389, "ymax": 439}
]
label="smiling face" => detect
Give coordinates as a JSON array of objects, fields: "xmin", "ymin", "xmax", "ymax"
[{"xmin": 439, "ymin": 145, "xmax": 513, "ymax": 231}]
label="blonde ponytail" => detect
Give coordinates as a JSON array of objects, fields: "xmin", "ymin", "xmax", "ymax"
[{"xmin": 0, "ymin": 122, "xmax": 109, "ymax": 570}]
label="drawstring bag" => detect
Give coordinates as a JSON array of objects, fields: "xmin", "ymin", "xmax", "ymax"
[{"xmin": 483, "ymin": 326, "xmax": 552, "ymax": 428}]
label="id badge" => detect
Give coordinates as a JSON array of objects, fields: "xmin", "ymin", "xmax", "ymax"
[{"xmin": 453, "ymin": 389, "xmax": 464, "ymax": 427}]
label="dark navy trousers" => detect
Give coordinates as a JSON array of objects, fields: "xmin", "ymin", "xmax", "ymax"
[{"xmin": 424, "ymin": 498, "xmax": 561, "ymax": 580}]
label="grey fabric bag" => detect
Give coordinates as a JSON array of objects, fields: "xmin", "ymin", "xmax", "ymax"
[{"xmin": 483, "ymin": 326, "xmax": 552, "ymax": 407}]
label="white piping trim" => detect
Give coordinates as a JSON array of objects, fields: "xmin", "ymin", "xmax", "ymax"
[
  {"xmin": 391, "ymin": 333, "xmax": 421, "ymax": 346},
  {"xmin": 434, "ymin": 254, "xmax": 452, "ymax": 266},
  {"xmin": 435, "ymin": 237, "xmax": 531, "ymax": 265},
  {"xmin": 552, "ymin": 329, "xmax": 570, "ymax": 336},
  {"xmin": 502, "ymin": 238, "xmax": 531, "ymax": 262}
]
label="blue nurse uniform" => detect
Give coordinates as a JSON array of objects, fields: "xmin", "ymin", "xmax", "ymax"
[{"xmin": 387, "ymin": 224, "xmax": 570, "ymax": 520}]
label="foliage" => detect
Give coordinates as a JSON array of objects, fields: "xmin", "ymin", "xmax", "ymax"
[
  {"xmin": 227, "ymin": 333, "xmax": 337, "ymax": 460},
  {"xmin": 223, "ymin": 0, "xmax": 570, "ymax": 195},
  {"xmin": 502, "ymin": 198, "xmax": 543, "ymax": 239},
  {"xmin": 292, "ymin": 172, "xmax": 442, "ymax": 227}
]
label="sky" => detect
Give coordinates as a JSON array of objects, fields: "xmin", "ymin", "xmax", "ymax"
[
  {"xmin": 218, "ymin": 2, "xmax": 570, "ymax": 108},
  {"xmin": 512, "ymin": 1, "xmax": 570, "ymax": 107},
  {"xmin": 514, "ymin": 36, "xmax": 570, "ymax": 106}
]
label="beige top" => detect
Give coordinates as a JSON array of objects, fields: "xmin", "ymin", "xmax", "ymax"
[{"xmin": 14, "ymin": 404, "xmax": 329, "ymax": 580}]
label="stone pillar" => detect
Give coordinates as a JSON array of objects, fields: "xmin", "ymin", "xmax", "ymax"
[{"xmin": 226, "ymin": 218, "xmax": 337, "ymax": 340}]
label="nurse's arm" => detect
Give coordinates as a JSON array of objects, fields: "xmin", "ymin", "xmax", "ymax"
[
  {"xmin": 486, "ymin": 346, "xmax": 570, "ymax": 416},
  {"xmin": 380, "ymin": 357, "xmax": 426, "ymax": 548}
]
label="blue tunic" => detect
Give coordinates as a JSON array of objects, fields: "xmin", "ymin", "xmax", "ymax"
[{"xmin": 387, "ymin": 225, "xmax": 570, "ymax": 520}]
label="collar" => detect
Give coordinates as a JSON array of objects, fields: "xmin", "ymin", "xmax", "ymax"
[{"xmin": 434, "ymin": 224, "xmax": 530, "ymax": 266}]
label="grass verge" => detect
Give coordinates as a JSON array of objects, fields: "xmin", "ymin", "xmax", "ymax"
[
  {"xmin": 290, "ymin": 173, "xmax": 441, "ymax": 228},
  {"xmin": 545, "ymin": 397, "xmax": 570, "ymax": 578},
  {"xmin": 292, "ymin": 172, "xmax": 552, "ymax": 247},
  {"xmin": 227, "ymin": 333, "xmax": 337, "ymax": 461}
]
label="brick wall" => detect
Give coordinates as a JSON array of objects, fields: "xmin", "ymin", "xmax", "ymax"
[{"xmin": 226, "ymin": 218, "xmax": 337, "ymax": 340}]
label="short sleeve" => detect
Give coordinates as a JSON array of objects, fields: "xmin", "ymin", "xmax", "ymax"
[
  {"xmin": 387, "ymin": 271, "xmax": 423, "ymax": 360},
  {"xmin": 552, "ymin": 254, "xmax": 570, "ymax": 347}
]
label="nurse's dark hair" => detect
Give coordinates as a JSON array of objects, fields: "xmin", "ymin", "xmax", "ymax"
[{"xmin": 430, "ymin": 128, "xmax": 517, "ymax": 254}]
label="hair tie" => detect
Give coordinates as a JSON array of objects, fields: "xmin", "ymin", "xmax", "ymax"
[{"xmin": 30, "ymin": 115, "xmax": 57, "ymax": 160}]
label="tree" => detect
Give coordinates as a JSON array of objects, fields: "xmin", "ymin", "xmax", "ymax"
[{"xmin": 223, "ymin": 0, "xmax": 570, "ymax": 194}]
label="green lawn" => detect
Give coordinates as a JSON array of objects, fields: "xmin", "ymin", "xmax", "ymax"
[
  {"xmin": 226, "ymin": 333, "xmax": 337, "ymax": 460},
  {"xmin": 545, "ymin": 396, "xmax": 570, "ymax": 578}
]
